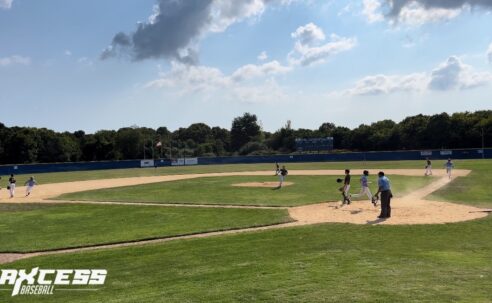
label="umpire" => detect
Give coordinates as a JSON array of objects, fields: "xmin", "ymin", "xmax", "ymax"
[{"xmin": 375, "ymin": 171, "xmax": 392, "ymax": 219}]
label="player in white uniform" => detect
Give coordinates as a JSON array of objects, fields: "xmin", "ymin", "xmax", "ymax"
[
  {"xmin": 425, "ymin": 158, "xmax": 432, "ymax": 176},
  {"xmin": 8, "ymin": 174, "xmax": 16, "ymax": 198},
  {"xmin": 351, "ymin": 170, "xmax": 374, "ymax": 204},
  {"xmin": 24, "ymin": 176, "xmax": 38, "ymax": 197},
  {"xmin": 278, "ymin": 166, "xmax": 288, "ymax": 188},
  {"xmin": 445, "ymin": 159, "xmax": 454, "ymax": 179}
]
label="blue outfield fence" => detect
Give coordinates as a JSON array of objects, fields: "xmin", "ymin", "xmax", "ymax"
[
  {"xmin": 0, "ymin": 148, "xmax": 490, "ymax": 175},
  {"xmin": 197, "ymin": 148, "xmax": 491, "ymax": 165}
]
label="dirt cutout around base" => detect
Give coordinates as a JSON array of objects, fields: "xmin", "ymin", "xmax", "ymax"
[
  {"xmin": 232, "ymin": 182, "xmax": 294, "ymax": 188},
  {"xmin": 289, "ymin": 175, "xmax": 488, "ymax": 225}
]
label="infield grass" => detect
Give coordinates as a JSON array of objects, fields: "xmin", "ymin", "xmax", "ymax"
[
  {"xmin": 0, "ymin": 203, "xmax": 291, "ymax": 252},
  {"xmin": 57, "ymin": 175, "xmax": 436, "ymax": 207}
]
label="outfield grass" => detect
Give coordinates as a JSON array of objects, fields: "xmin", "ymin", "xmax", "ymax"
[
  {"xmin": 57, "ymin": 175, "xmax": 435, "ymax": 207},
  {"xmin": 427, "ymin": 160, "xmax": 492, "ymax": 207},
  {"xmin": 1, "ymin": 160, "xmax": 434, "ymax": 185},
  {"xmin": 0, "ymin": 203, "xmax": 291, "ymax": 252},
  {"xmin": 2, "ymin": 216, "xmax": 491, "ymax": 302}
]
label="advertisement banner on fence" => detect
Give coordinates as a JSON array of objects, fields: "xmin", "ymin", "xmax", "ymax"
[
  {"xmin": 171, "ymin": 158, "xmax": 198, "ymax": 166},
  {"xmin": 420, "ymin": 151, "xmax": 432, "ymax": 156},
  {"xmin": 140, "ymin": 160, "xmax": 155, "ymax": 168},
  {"xmin": 440, "ymin": 150, "xmax": 453, "ymax": 156}
]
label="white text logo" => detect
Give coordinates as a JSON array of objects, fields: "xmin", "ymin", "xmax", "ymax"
[{"xmin": 0, "ymin": 268, "xmax": 107, "ymax": 296}]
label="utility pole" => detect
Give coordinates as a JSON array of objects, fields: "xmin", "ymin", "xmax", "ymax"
[{"xmin": 482, "ymin": 127, "xmax": 485, "ymax": 159}]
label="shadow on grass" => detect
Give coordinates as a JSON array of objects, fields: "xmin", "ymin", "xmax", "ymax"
[{"xmin": 366, "ymin": 218, "xmax": 388, "ymax": 225}]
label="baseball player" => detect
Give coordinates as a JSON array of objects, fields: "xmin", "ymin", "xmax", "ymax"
[
  {"xmin": 278, "ymin": 165, "xmax": 288, "ymax": 188},
  {"xmin": 351, "ymin": 170, "xmax": 375, "ymax": 205},
  {"xmin": 445, "ymin": 158, "xmax": 454, "ymax": 179},
  {"xmin": 24, "ymin": 176, "xmax": 38, "ymax": 197},
  {"xmin": 274, "ymin": 162, "xmax": 280, "ymax": 176},
  {"xmin": 8, "ymin": 174, "xmax": 16, "ymax": 198},
  {"xmin": 341, "ymin": 169, "xmax": 351, "ymax": 205},
  {"xmin": 424, "ymin": 158, "xmax": 432, "ymax": 176}
]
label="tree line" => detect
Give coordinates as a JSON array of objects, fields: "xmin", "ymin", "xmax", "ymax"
[{"xmin": 0, "ymin": 110, "xmax": 490, "ymax": 165}]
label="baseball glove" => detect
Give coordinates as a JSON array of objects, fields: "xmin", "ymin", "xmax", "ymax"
[
  {"xmin": 7, "ymin": 185, "xmax": 10, "ymax": 190},
  {"xmin": 371, "ymin": 196, "xmax": 379, "ymax": 206},
  {"xmin": 336, "ymin": 178, "xmax": 343, "ymax": 183}
]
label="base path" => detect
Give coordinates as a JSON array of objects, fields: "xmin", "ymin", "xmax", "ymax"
[
  {"xmin": 232, "ymin": 181, "xmax": 294, "ymax": 188},
  {"xmin": 0, "ymin": 169, "xmax": 488, "ymax": 265}
]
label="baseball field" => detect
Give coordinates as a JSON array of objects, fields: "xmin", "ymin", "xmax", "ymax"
[{"xmin": 0, "ymin": 159, "xmax": 491, "ymax": 302}]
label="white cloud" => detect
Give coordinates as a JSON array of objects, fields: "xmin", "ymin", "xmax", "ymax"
[
  {"xmin": 290, "ymin": 22, "xmax": 325, "ymax": 45},
  {"xmin": 147, "ymin": 62, "xmax": 230, "ymax": 93},
  {"xmin": 231, "ymin": 78, "xmax": 287, "ymax": 104},
  {"xmin": 289, "ymin": 23, "xmax": 357, "ymax": 66},
  {"xmin": 338, "ymin": 3, "xmax": 354, "ymax": 17},
  {"xmin": 429, "ymin": 56, "xmax": 492, "ymax": 90},
  {"xmin": 0, "ymin": 55, "xmax": 31, "ymax": 66},
  {"xmin": 146, "ymin": 61, "xmax": 287, "ymax": 103},
  {"xmin": 209, "ymin": 0, "xmax": 268, "ymax": 33},
  {"xmin": 360, "ymin": 0, "xmax": 487, "ymax": 26},
  {"xmin": 395, "ymin": 1, "xmax": 463, "ymax": 26},
  {"xmin": 488, "ymin": 43, "xmax": 492, "ymax": 63},
  {"xmin": 258, "ymin": 51, "xmax": 268, "ymax": 61},
  {"xmin": 77, "ymin": 57, "xmax": 94, "ymax": 66},
  {"xmin": 362, "ymin": 0, "xmax": 384, "ymax": 23},
  {"xmin": 231, "ymin": 60, "xmax": 291, "ymax": 82},
  {"xmin": 0, "ymin": 0, "xmax": 13, "ymax": 10},
  {"xmin": 381, "ymin": 0, "xmax": 492, "ymax": 26},
  {"xmin": 64, "ymin": 50, "xmax": 72, "ymax": 56},
  {"xmin": 335, "ymin": 56, "xmax": 492, "ymax": 96},
  {"xmin": 339, "ymin": 73, "xmax": 428, "ymax": 96}
]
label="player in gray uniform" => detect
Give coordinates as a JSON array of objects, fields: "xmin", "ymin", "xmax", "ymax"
[
  {"xmin": 351, "ymin": 170, "xmax": 375, "ymax": 205},
  {"xmin": 445, "ymin": 158, "xmax": 454, "ymax": 179},
  {"xmin": 24, "ymin": 176, "xmax": 38, "ymax": 197}
]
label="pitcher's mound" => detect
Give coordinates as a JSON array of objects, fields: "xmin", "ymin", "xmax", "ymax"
[{"xmin": 232, "ymin": 182, "xmax": 294, "ymax": 188}]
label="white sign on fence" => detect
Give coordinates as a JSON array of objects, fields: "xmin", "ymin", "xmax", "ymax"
[
  {"xmin": 185, "ymin": 158, "xmax": 198, "ymax": 165},
  {"xmin": 140, "ymin": 160, "xmax": 155, "ymax": 167},
  {"xmin": 171, "ymin": 158, "xmax": 198, "ymax": 166},
  {"xmin": 420, "ymin": 151, "xmax": 432, "ymax": 156},
  {"xmin": 440, "ymin": 150, "xmax": 452, "ymax": 156}
]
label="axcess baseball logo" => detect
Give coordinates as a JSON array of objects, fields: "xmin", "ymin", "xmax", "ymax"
[{"xmin": 0, "ymin": 268, "xmax": 107, "ymax": 296}]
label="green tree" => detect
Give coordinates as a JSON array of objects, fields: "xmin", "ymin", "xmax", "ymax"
[{"xmin": 230, "ymin": 113, "xmax": 261, "ymax": 151}]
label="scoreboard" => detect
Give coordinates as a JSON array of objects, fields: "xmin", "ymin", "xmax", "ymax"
[{"xmin": 295, "ymin": 137, "xmax": 334, "ymax": 152}]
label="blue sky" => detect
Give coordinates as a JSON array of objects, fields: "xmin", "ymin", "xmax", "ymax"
[{"xmin": 0, "ymin": 0, "xmax": 491, "ymax": 133}]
